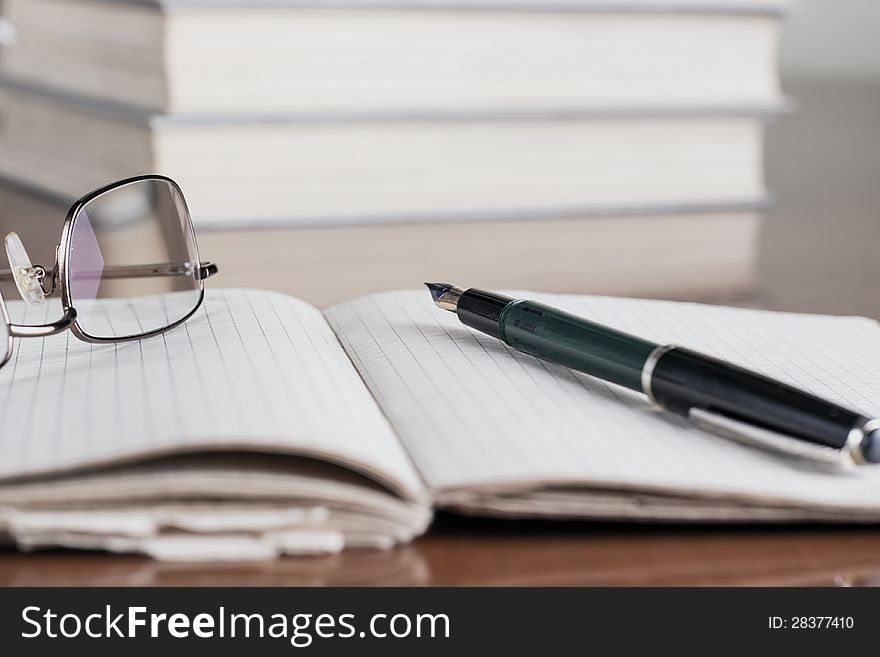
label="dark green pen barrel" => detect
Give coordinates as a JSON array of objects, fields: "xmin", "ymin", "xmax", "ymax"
[{"xmin": 498, "ymin": 300, "xmax": 658, "ymax": 392}]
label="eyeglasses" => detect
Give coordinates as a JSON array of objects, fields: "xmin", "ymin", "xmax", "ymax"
[{"xmin": 0, "ymin": 175, "xmax": 218, "ymax": 369}]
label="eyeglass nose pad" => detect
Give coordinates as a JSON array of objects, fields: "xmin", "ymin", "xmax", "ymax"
[{"xmin": 4, "ymin": 232, "xmax": 46, "ymax": 305}]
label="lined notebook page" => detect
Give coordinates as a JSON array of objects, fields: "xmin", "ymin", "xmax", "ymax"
[
  {"xmin": 0, "ymin": 289, "xmax": 423, "ymax": 501},
  {"xmin": 325, "ymin": 291, "xmax": 880, "ymax": 512}
]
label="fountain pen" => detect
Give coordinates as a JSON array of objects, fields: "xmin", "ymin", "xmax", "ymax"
[{"xmin": 425, "ymin": 283, "xmax": 880, "ymax": 465}]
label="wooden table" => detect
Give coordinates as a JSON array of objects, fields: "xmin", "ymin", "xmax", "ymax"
[{"xmin": 1, "ymin": 82, "xmax": 880, "ymax": 586}]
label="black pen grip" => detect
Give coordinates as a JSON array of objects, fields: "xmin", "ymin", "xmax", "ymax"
[{"xmin": 650, "ymin": 347, "xmax": 869, "ymax": 450}]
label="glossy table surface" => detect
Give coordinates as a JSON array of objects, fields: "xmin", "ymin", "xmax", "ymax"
[
  {"xmin": 3, "ymin": 520, "xmax": 880, "ymax": 587},
  {"xmin": 1, "ymin": 82, "xmax": 880, "ymax": 586}
]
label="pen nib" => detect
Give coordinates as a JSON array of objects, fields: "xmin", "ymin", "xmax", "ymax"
[
  {"xmin": 424, "ymin": 282, "xmax": 453, "ymax": 304},
  {"xmin": 424, "ymin": 282, "xmax": 463, "ymax": 312}
]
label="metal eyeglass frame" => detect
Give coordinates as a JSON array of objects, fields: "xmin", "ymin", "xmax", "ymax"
[{"xmin": 0, "ymin": 174, "xmax": 218, "ymax": 367}]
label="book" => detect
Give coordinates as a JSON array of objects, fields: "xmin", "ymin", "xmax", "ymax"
[
  {"xmin": 2, "ymin": 287, "xmax": 880, "ymax": 560},
  {"xmin": 195, "ymin": 211, "xmax": 763, "ymax": 306},
  {"xmin": 0, "ymin": 182, "xmax": 762, "ymax": 305},
  {"xmin": 0, "ymin": 0, "xmax": 788, "ymax": 116},
  {"xmin": 0, "ymin": 80, "xmax": 771, "ymax": 227}
]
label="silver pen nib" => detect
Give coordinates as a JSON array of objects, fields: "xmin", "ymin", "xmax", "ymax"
[{"xmin": 424, "ymin": 282, "xmax": 464, "ymax": 312}]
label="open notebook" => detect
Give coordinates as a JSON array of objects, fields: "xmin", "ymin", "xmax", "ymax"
[{"xmin": 2, "ymin": 288, "xmax": 880, "ymax": 560}]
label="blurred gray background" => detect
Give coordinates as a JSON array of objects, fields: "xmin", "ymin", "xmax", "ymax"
[
  {"xmin": 760, "ymin": 0, "xmax": 880, "ymax": 317},
  {"xmin": 780, "ymin": 0, "xmax": 880, "ymax": 80}
]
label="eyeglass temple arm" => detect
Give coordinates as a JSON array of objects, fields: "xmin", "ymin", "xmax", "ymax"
[
  {"xmin": 1, "ymin": 261, "xmax": 217, "ymax": 338},
  {"xmin": 0, "ymin": 261, "xmax": 218, "ymax": 283},
  {"xmin": 68, "ymin": 261, "xmax": 219, "ymax": 281}
]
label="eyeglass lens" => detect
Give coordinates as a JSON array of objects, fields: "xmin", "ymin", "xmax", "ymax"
[{"xmin": 67, "ymin": 179, "xmax": 202, "ymax": 339}]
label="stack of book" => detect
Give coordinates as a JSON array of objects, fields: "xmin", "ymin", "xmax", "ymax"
[{"xmin": 0, "ymin": 0, "xmax": 788, "ymax": 304}]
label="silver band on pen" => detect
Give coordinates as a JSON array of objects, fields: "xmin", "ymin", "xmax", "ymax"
[{"xmin": 641, "ymin": 344, "xmax": 677, "ymax": 405}]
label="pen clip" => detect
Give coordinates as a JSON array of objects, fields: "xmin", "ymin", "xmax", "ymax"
[{"xmin": 688, "ymin": 408, "xmax": 853, "ymax": 468}]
